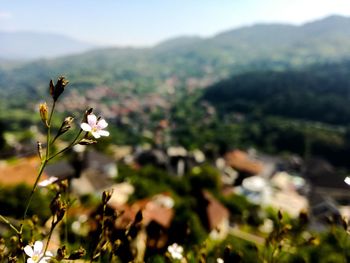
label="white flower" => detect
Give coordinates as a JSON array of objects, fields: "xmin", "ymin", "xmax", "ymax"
[
  {"xmin": 24, "ymin": 241, "xmax": 53, "ymax": 263},
  {"xmin": 217, "ymin": 258, "xmax": 224, "ymax": 263},
  {"xmin": 81, "ymin": 114, "xmax": 109, "ymax": 139},
  {"xmin": 167, "ymin": 243, "xmax": 183, "ymax": 260},
  {"xmin": 345, "ymin": 176, "xmax": 350, "ymax": 186}
]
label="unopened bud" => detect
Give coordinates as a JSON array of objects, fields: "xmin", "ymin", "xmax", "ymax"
[
  {"xmin": 50, "ymin": 193, "xmax": 66, "ymax": 221},
  {"xmin": 102, "ymin": 190, "xmax": 113, "ymax": 204},
  {"xmin": 39, "ymin": 103, "xmax": 49, "ymax": 127},
  {"xmin": 37, "ymin": 141, "xmax": 43, "ymax": 160},
  {"xmin": 278, "ymin": 210, "xmax": 283, "ymax": 221},
  {"xmin": 54, "ymin": 117, "xmax": 74, "ymax": 141},
  {"xmin": 134, "ymin": 210, "xmax": 143, "ymax": 224},
  {"xmin": 82, "ymin": 108, "xmax": 93, "ymax": 124},
  {"xmin": 50, "ymin": 77, "xmax": 69, "ymax": 101},
  {"xmin": 60, "ymin": 117, "xmax": 74, "ymax": 133}
]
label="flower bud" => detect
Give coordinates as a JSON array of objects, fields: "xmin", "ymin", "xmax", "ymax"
[
  {"xmin": 39, "ymin": 103, "xmax": 49, "ymax": 127},
  {"xmin": 37, "ymin": 141, "xmax": 43, "ymax": 160},
  {"xmin": 50, "ymin": 77, "xmax": 69, "ymax": 101},
  {"xmin": 50, "ymin": 195, "xmax": 60, "ymax": 213},
  {"xmin": 134, "ymin": 210, "xmax": 143, "ymax": 224},
  {"xmin": 278, "ymin": 210, "xmax": 283, "ymax": 221},
  {"xmin": 54, "ymin": 116, "xmax": 74, "ymax": 141},
  {"xmin": 61, "ymin": 117, "xmax": 74, "ymax": 133},
  {"xmin": 82, "ymin": 108, "xmax": 93, "ymax": 124},
  {"xmin": 56, "ymin": 246, "xmax": 67, "ymax": 261},
  {"xmin": 102, "ymin": 190, "xmax": 113, "ymax": 204}
]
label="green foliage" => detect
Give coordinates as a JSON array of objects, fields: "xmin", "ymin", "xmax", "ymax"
[
  {"xmin": 0, "ymin": 184, "xmax": 51, "ymax": 221},
  {"xmin": 209, "ymin": 235, "xmax": 259, "ymax": 263},
  {"xmin": 219, "ymin": 193, "xmax": 257, "ymax": 220},
  {"xmin": 188, "ymin": 164, "xmax": 221, "ymax": 193},
  {"xmin": 203, "ymin": 61, "xmax": 350, "ymax": 125},
  {"xmin": 169, "ymin": 199, "xmax": 207, "ymax": 247}
]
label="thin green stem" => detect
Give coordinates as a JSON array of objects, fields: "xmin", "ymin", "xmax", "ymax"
[
  {"xmin": 20, "ymin": 101, "xmax": 56, "ymax": 233},
  {"xmin": 46, "ymin": 101, "xmax": 56, "ymax": 158},
  {"xmin": 0, "ymin": 215, "xmax": 19, "ymax": 234},
  {"xmin": 20, "ymin": 160, "xmax": 47, "ymax": 233},
  {"xmin": 40, "ymin": 217, "xmax": 57, "ymax": 262},
  {"xmin": 47, "ymin": 129, "xmax": 82, "ymax": 161},
  {"xmin": 44, "ymin": 219, "xmax": 56, "ymax": 255}
]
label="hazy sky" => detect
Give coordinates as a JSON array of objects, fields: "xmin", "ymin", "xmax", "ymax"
[{"xmin": 1, "ymin": 0, "xmax": 350, "ymax": 47}]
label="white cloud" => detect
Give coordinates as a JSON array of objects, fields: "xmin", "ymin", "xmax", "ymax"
[{"xmin": 0, "ymin": 11, "xmax": 12, "ymax": 19}]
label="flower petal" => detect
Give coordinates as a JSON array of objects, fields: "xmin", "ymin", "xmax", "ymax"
[
  {"xmin": 97, "ymin": 119, "xmax": 108, "ymax": 129},
  {"xmin": 345, "ymin": 176, "xmax": 350, "ymax": 185},
  {"xmin": 34, "ymin": 241, "xmax": 43, "ymax": 254},
  {"xmin": 38, "ymin": 176, "xmax": 58, "ymax": 187},
  {"xmin": 27, "ymin": 258, "xmax": 35, "ymax": 263},
  {"xmin": 81, "ymin": 123, "xmax": 92, "ymax": 132},
  {"xmin": 87, "ymin": 114, "xmax": 97, "ymax": 126},
  {"xmin": 98, "ymin": 130, "xmax": 110, "ymax": 137},
  {"xmin": 91, "ymin": 131, "xmax": 101, "ymax": 139},
  {"xmin": 24, "ymin": 245, "xmax": 34, "ymax": 257}
]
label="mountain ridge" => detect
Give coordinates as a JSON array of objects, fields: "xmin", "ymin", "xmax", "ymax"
[
  {"xmin": 0, "ymin": 31, "xmax": 97, "ymax": 60},
  {"xmin": 1, "ymin": 14, "xmax": 350, "ymax": 103}
]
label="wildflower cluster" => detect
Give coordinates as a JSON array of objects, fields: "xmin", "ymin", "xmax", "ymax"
[{"xmin": 0, "ymin": 76, "xmax": 109, "ymax": 262}]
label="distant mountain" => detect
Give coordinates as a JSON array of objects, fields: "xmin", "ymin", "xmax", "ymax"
[
  {"xmin": 0, "ymin": 31, "xmax": 96, "ymax": 60},
  {"xmin": 1, "ymin": 15, "xmax": 350, "ymax": 102}
]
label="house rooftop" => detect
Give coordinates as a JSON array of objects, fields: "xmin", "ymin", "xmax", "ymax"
[
  {"xmin": 203, "ymin": 191, "xmax": 230, "ymax": 231},
  {"xmin": 225, "ymin": 150, "xmax": 264, "ymax": 175},
  {"xmin": 110, "ymin": 193, "xmax": 174, "ymax": 229},
  {"xmin": 0, "ymin": 156, "xmax": 47, "ymax": 186}
]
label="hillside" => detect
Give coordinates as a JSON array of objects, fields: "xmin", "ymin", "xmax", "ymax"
[
  {"xmin": 1, "ymin": 15, "xmax": 350, "ymax": 105},
  {"xmin": 202, "ymin": 60, "xmax": 350, "ymax": 125}
]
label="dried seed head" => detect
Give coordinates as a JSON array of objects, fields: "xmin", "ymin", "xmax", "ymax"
[
  {"xmin": 68, "ymin": 247, "xmax": 86, "ymax": 260},
  {"xmin": 56, "ymin": 246, "xmax": 67, "ymax": 261}
]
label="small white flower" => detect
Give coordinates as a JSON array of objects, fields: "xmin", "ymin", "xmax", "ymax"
[
  {"xmin": 81, "ymin": 113, "xmax": 110, "ymax": 139},
  {"xmin": 217, "ymin": 258, "xmax": 224, "ymax": 263},
  {"xmin": 345, "ymin": 176, "xmax": 350, "ymax": 186},
  {"xmin": 167, "ymin": 243, "xmax": 183, "ymax": 260},
  {"xmin": 24, "ymin": 240, "xmax": 53, "ymax": 263}
]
